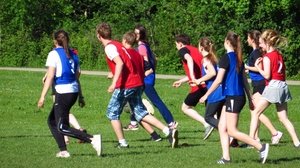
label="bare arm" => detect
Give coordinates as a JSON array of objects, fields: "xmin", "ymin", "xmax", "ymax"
[
  {"xmin": 194, "ymin": 60, "xmax": 216, "ymax": 85},
  {"xmin": 184, "ymin": 54, "xmax": 195, "ymax": 80},
  {"xmin": 173, "ymin": 76, "xmax": 189, "ymax": 88},
  {"xmin": 255, "ymin": 57, "xmax": 271, "ymax": 80},
  {"xmin": 199, "ymin": 68, "xmax": 226, "ymax": 103},
  {"xmin": 38, "ymin": 67, "xmax": 55, "ymax": 108},
  {"xmin": 108, "ymin": 56, "xmax": 124, "ymax": 93}
]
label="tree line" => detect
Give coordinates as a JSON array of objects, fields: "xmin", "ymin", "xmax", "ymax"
[{"xmin": 1, "ymin": 0, "xmax": 299, "ymax": 76}]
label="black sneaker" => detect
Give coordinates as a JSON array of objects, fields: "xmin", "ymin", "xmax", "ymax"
[
  {"xmin": 116, "ymin": 143, "xmax": 129, "ymax": 149},
  {"xmin": 259, "ymin": 143, "xmax": 269, "ymax": 164},
  {"xmin": 150, "ymin": 135, "xmax": 162, "ymax": 142},
  {"xmin": 168, "ymin": 129, "xmax": 178, "ymax": 148},
  {"xmin": 217, "ymin": 158, "xmax": 230, "ymax": 164}
]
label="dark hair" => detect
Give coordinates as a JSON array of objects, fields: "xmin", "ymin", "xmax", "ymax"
[
  {"xmin": 199, "ymin": 37, "xmax": 218, "ymax": 65},
  {"xmin": 96, "ymin": 22, "xmax": 112, "ymax": 39},
  {"xmin": 175, "ymin": 34, "xmax": 190, "ymax": 45},
  {"xmin": 226, "ymin": 31, "xmax": 242, "ymax": 72},
  {"xmin": 248, "ymin": 30, "xmax": 261, "ymax": 47},
  {"xmin": 123, "ymin": 31, "xmax": 136, "ymax": 46},
  {"xmin": 54, "ymin": 30, "xmax": 70, "ymax": 57},
  {"xmin": 134, "ymin": 24, "xmax": 148, "ymax": 43}
]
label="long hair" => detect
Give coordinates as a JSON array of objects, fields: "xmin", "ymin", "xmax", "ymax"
[
  {"xmin": 54, "ymin": 30, "xmax": 70, "ymax": 57},
  {"xmin": 226, "ymin": 31, "xmax": 242, "ymax": 72},
  {"xmin": 134, "ymin": 24, "xmax": 148, "ymax": 44},
  {"xmin": 199, "ymin": 37, "xmax": 218, "ymax": 65},
  {"xmin": 248, "ymin": 30, "xmax": 261, "ymax": 47}
]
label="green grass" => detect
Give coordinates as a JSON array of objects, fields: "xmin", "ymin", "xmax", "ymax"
[{"xmin": 0, "ymin": 70, "xmax": 299, "ymax": 168}]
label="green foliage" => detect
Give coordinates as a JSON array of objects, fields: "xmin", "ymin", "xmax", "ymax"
[{"xmin": 1, "ymin": 0, "xmax": 300, "ymax": 76}]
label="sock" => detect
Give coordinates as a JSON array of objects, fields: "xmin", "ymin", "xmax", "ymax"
[
  {"xmin": 130, "ymin": 121, "xmax": 138, "ymax": 126},
  {"xmin": 119, "ymin": 139, "xmax": 127, "ymax": 145},
  {"xmin": 162, "ymin": 127, "xmax": 170, "ymax": 136}
]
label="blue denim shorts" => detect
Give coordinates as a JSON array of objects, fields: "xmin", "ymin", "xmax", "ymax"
[{"xmin": 106, "ymin": 86, "xmax": 148, "ymax": 122}]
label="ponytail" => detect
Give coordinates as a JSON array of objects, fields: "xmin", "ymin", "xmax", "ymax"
[{"xmin": 54, "ymin": 30, "xmax": 71, "ymax": 57}]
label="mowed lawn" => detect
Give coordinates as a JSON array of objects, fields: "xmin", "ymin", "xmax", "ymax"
[{"xmin": 0, "ymin": 70, "xmax": 299, "ymax": 168}]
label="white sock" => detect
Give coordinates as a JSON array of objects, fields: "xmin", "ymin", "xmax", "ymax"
[
  {"xmin": 130, "ymin": 121, "xmax": 138, "ymax": 126},
  {"xmin": 119, "ymin": 139, "xmax": 127, "ymax": 145},
  {"xmin": 162, "ymin": 127, "xmax": 170, "ymax": 136}
]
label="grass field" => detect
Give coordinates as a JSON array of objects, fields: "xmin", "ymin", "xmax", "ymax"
[{"xmin": 0, "ymin": 70, "xmax": 299, "ymax": 168}]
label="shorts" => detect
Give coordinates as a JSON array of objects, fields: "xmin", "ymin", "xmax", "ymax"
[
  {"xmin": 106, "ymin": 86, "xmax": 148, "ymax": 122},
  {"xmin": 184, "ymin": 88, "xmax": 207, "ymax": 107},
  {"xmin": 252, "ymin": 80, "xmax": 265, "ymax": 94},
  {"xmin": 262, "ymin": 80, "xmax": 292, "ymax": 104},
  {"xmin": 224, "ymin": 95, "xmax": 246, "ymax": 113},
  {"xmin": 205, "ymin": 100, "xmax": 225, "ymax": 119}
]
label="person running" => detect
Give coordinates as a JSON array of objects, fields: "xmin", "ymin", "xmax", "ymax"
[
  {"xmin": 96, "ymin": 23, "xmax": 178, "ymax": 148},
  {"xmin": 173, "ymin": 34, "xmax": 213, "ymax": 140},
  {"xmin": 43, "ymin": 65, "xmax": 88, "ymax": 144},
  {"xmin": 192, "ymin": 37, "xmax": 225, "ymax": 140},
  {"xmin": 37, "ymin": 30, "xmax": 101, "ymax": 158},
  {"xmin": 123, "ymin": 24, "xmax": 178, "ymax": 131},
  {"xmin": 249, "ymin": 29, "xmax": 300, "ymax": 148},
  {"xmin": 199, "ymin": 31, "xmax": 269, "ymax": 164},
  {"xmin": 245, "ymin": 30, "xmax": 282, "ymax": 146}
]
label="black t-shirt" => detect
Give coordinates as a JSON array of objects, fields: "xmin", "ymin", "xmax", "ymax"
[
  {"xmin": 248, "ymin": 49, "xmax": 261, "ymax": 66},
  {"xmin": 219, "ymin": 54, "xmax": 229, "ymax": 70},
  {"xmin": 178, "ymin": 47, "xmax": 190, "ymax": 62}
]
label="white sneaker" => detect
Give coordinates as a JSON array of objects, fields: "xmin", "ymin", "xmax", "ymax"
[
  {"xmin": 91, "ymin": 134, "xmax": 102, "ymax": 156},
  {"xmin": 56, "ymin": 151, "xmax": 70, "ymax": 158},
  {"xmin": 271, "ymin": 131, "xmax": 283, "ymax": 145},
  {"xmin": 259, "ymin": 143, "xmax": 269, "ymax": 164}
]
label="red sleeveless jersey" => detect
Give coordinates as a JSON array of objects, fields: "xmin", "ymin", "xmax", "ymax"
[
  {"xmin": 182, "ymin": 45, "xmax": 206, "ymax": 92},
  {"xmin": 105, "ymin": 41, "xmax": 143, "ymax": 89},
  {"xmin": 263, "ymin": 50, "xmax": 286, "ymax": 85}
]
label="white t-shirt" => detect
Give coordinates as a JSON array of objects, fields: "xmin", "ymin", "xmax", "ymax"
[
  {"xmin": 46, "ymin": 48, "xmax": 79, "ymax": 94},
  {"xmin": 105, "ymin": 44, "xmax": 119, "ymax": 60}
]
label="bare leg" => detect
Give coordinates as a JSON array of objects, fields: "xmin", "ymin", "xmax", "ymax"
[
  {"xmin": 226, "ymin": 112, "xmax": 262, "ymax": 150},
  {"xmin": 111, "ymin": 120, "xmax": 125, "ymax": 140},
  {"xmin": 219, "ymin": 106, "xmax": 230, "ymax": 160},
  {"xmin": 276, "ymin": 103, "xmax": 300, "ymax": 146},
  {"xmin": 181, "ymin": 103, "xmax": 208, "ymax": 127}
]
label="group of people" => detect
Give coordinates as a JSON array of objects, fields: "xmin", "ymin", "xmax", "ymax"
[{"xmin": 37, "ymin": 23, "xmax": 300, "ymax": 164}]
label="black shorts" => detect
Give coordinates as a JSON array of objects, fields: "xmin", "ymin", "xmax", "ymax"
[
  {"xmin": 205, "ymin": 100, "xmax": 225, "ymax": 119},
  {"xmin": 184, "ymin": 88, "xmax": 207, "ymax": 107},
  {"xmin": 224, "ymin": 95, "xmax": 245, "ymax": 113},
  {"xmin": 252, "ymin": 80, "xmax": 265, "ymax": 94}
]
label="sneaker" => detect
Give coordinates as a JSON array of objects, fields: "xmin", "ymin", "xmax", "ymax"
[
  {"xmin": 271, "ymin": 131, "xmax": 283, "ymax": 145},
  {"xmin": 168, "ymin": 129, "xmax": 179, "ymax": 148},
  {"xmin": 294, "ymin": 143, "xmax": 300, "ymax": 148},
  {"xmin": 259, "ymin": 143, "xmax": 269, "ymax": 164},
  {"xmin": 116, "ymin": 143, "xmax": 129, "ymax": 149},
  {"xmin": 91, "ymin": 134, "xmax": 102, "ymax": 156},
  {"xmin": 217, "ymin": 158, "xmax": 230, "ymax": 164},
  {"xmin": 56, "ymin": 151, "xmax": 70, "ymax": 158},
  {"xmin": 150, "ymin": 135, "xmax": 162, "ymax": 142},
  {"xmin": 203, "ymin": 125, "xmax": 214, "ymax": 140},
  {"xmin": 230, "ymin": 138, "xmax": 239, "ymax": 148},
  {"xmin": 123, "ymin": 124, "xmax": 139, "ymax": 131},
  {"xmin": 168, "ymin": 121, "xmax": 178, "ymax": 129}
]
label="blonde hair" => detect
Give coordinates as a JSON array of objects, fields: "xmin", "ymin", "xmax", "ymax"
[{"xmin": 260, "ymin": 29, "xmax": 287, "ymax": 48}]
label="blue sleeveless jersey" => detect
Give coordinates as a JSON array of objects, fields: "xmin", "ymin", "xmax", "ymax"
[
  {"xmin": 142, "ymin": 44, "xmax": 156, "ymax": 85},
  {"xmin": 201, "ymin": 64, "xmax": 225, "ymax": 103},
  {"xmin": 223, "ymin": 52, "xmax": 245, "ymax": 96},
  {"xmin": 55, "ymin": 48, "xmax": 79, "ymax": 85}
]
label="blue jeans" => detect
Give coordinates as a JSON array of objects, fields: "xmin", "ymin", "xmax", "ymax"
[{"xmin": 107, "ymin": 87, "xmax": 148, "ymax": 122}]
